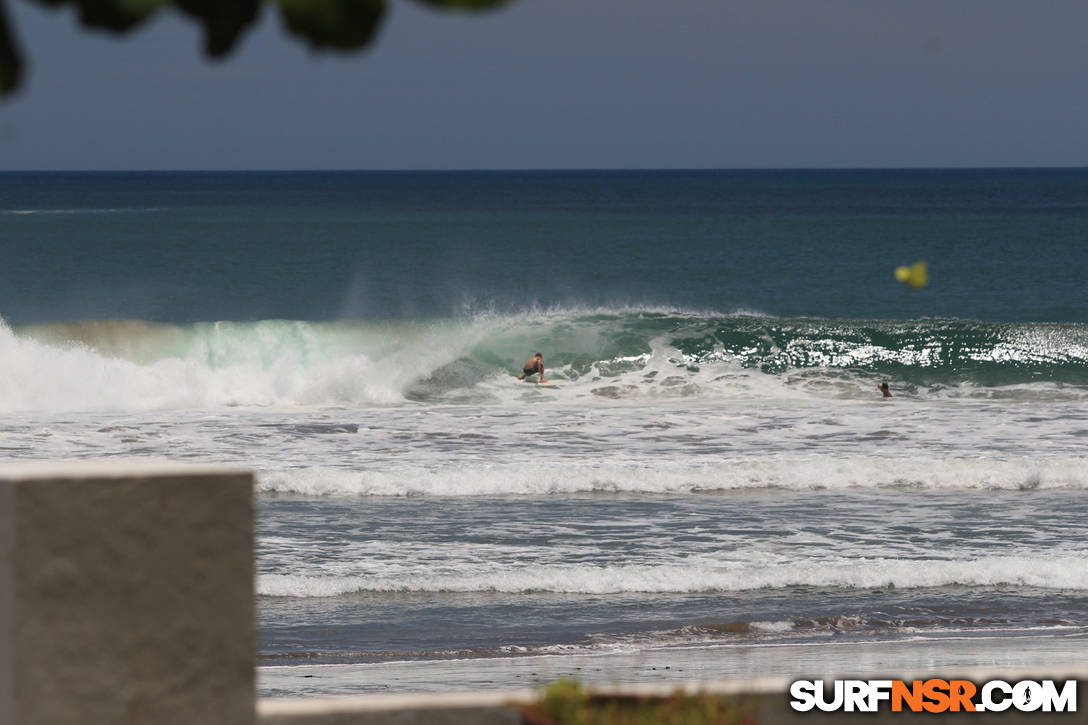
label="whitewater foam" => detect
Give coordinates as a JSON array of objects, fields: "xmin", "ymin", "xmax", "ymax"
[
  {"xmin": 258, "ymin": 554, "xmax": 1088, "ymax": 597},
  {"xmin": 2, "ymin": 309, "xmax": 1088, "ymax": 411},
  {"xmin": 255, "ymin": 457, "xmax": 1088, "ymax": 497},
  {"xmin": 0, "ymin": 317, "xmax": 499, "ymax": 412},
  {"xmin": 4, "ymin": 311, "xmax": 1088, "ymax": 413}
]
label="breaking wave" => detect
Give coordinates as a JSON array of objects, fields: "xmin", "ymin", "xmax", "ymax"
[
  {"xmin": 258, "ymin": 554, "xmax": 1088, "ymax": 597},
  {"xmin": 3, "ymin": 309, "xmax": 1088, "ymax": 413},
  {"xmin": 255, "ymin": 458, "xmax": 1088, "ymax": 497}
]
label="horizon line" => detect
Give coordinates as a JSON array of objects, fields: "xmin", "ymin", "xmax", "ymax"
[{"xmin": 4, "ymin": 165, "xmax": 1088, "ymax": 174}]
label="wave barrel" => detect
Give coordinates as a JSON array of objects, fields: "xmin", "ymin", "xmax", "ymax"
[{"xmin": 0, "ymin": 462, "xmax": 255, "ymax": 725}]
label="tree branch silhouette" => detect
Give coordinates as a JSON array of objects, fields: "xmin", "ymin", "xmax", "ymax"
[{"xmin": 0, "ymin": 0, "xmax": 515, "ymax": 97}]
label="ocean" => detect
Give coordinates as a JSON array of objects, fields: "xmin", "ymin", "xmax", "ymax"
[{"xmin": 1, "ymin": 169, "xmax": 1086, "ymax": 696}]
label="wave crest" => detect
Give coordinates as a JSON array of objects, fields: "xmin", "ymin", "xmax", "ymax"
[
  {"xmin": 256, "ymin": 459, "xmax": 1088, "ymax": 497},
  {"xmin": 258, "ymin": 555, "xmax": 1088, "ymax": 597},
  {"xmin": 4, "ymin": 310, "xmax": 1087, "ymax": 412}
]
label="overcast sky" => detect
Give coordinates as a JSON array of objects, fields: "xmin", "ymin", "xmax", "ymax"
[{"xmin": 3, "ymin": 0, "xmax": 1087, "ymax": 170}]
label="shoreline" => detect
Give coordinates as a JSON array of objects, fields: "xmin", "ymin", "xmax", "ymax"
[{"xmin": 258, "ymin": 631, "xmax": 1088, "ymax": 697}]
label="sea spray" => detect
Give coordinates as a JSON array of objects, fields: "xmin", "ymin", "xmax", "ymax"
[{"xmin": 4, "ymin": 310, "xmax": 1088, "ymax": 413}]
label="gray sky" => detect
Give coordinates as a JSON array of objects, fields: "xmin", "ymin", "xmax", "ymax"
[{"xmin": 3, "ymin": 0, "xmax": 1088, "ymax": 170}]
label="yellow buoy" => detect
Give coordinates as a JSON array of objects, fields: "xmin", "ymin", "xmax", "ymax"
[{"xmin": 894, "ymin": 260, "xmax": 928, "ymax": 289}]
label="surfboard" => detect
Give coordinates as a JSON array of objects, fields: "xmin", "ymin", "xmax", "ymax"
[{"xmin": 515, "ymin": 375, "xmax": 558, "ymax": 387}]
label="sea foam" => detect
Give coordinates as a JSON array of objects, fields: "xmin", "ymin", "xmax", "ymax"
[
  {"xmin": 4, "ymin": 311, "xmax": 1088, "ymax": 413},
  {"xmin": 258, "ymin": 554, "xmax": 1088, "ymax": 597},
  {"xmin": 255, "ymin": 457, "xmax": 1088, "ymax": 497}
]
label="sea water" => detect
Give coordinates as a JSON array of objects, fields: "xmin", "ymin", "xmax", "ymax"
[{"xmin": 1, "ymin": 170, "xmax": 1086, "ymax": 695}]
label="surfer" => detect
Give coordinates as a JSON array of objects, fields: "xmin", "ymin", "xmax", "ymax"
[
  {"xmin": 517, "ymin": 352, "xmax": 547, "ymax": 383},
  {"xmin": 878, "ymin": 382, "xmax": 892, "ymax": 398}
]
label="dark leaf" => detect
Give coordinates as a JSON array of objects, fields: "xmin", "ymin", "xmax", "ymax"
[
  {"xmin": 0, "ymin": 0, "xmax": 22, "ymax": 95},
  {"xmin": 275, "ymin": 0, "xmax": 386, "ymax": 52},
  {"xmin": 7, "ymin": 0, "xmax": 520, "ymax": 95},
  {"xmin": 27, "ymin": 0, "xmax": 161, "ymax": 33},
  {"xmin": 174, "ymin": 0, "xmax": 261, "ymax": 57}
]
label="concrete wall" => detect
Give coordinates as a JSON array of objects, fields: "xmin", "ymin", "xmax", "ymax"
[{"xmin": 0, "ymin": 462, "xmax": 255, "ymax": 725}]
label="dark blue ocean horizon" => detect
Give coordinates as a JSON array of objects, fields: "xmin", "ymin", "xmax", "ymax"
[{"xmin": 2, "ymin": 168, "xmax": 1086, "ymax": 324}]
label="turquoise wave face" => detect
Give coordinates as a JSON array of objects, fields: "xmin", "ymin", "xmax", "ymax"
[
  {"xmin": 659, "ymin": 316, "xmax": 1088, "ymax": 385},
  {"xmin": 7, "ymin": 311, "xmax": 1088, "ymax": 411},
  {"xmin": 444, "ymin": 312, "xmax": 1088, "ymax": 386}
]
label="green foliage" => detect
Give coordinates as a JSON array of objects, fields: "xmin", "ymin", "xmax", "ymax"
[
  {"xmin": 276, "ymin": 0, "xmax": 384, "ymax": 51},
  {"xmin": 538, "ymin": 679, "xmax": 591, "ymax": 725},
  {"xmin": 33, "ymin": 0, "xmax": 160, "ymax": 31},
  {"xmin": 0, "ymin": 1, "xmax": 21, "ymax": 92},
  {"xmin": 525, "ymin": 680, "xmax": 756, "ymax": 725},
  {"xmin": 175, "ymin": 0, "xmax": 260, "ymax": 56},
  {"xmin": 0, "ymin": 0, "xmax": 517, "ymax": 97}
]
